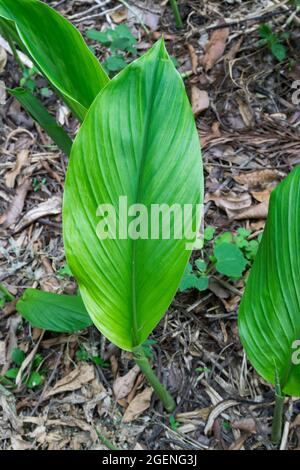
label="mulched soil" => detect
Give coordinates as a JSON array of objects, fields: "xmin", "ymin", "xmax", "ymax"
[{"xmin": 1, "ymin": 0, "xmax": 300, "ymax": 450}]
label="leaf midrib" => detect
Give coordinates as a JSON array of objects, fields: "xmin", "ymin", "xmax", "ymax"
[{"xmin": 130, "ymin": 54, "xmax": 161, "ymax": 348}]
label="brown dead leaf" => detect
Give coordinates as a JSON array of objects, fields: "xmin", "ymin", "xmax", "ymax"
[
  {"xmin": 0, "ymin": 80, "xmax": 5, "ymax": 105},
  {"xmin": 111, "ymin": 7, "xmax": 127, "ymax": 23},
  {"xmin": 44, "ymin": 363, "xmax": 95, "ymax": 398},
  {"xmin": 122, "ymin": 387, "xmax": 153, "ymax": 423},
  {"xmin": 209, "ymin": 277, "xmax": 230, "ymax": 299},
  {"xmin": 251, "ymin": 189, "xmax": 271, "ymax": 203},
  {"xmin": 113, "ymin": 364, "xmax": 140, "ymax": 400},
  {"xmin": 11, "ymin": 436, "xmax": 33, "ymax": 450},
  {"xmin": 225, "ymin": 37, "xmax": 243, "ymax": 61},
  {"xmin": 0, "ymin": 384, "xmax": 22, "ymax": 433},
  {"xmin": 237, "ymin": 98, "xmax": 253, "ymax": 127},
  {"xmin": 191, "ymin": 86, "xmax": 209, "ymax": 116},
  {"xmin": 176, "ymin": 407, "xmax": 211, "ymax": 422},
  {"xmin": 187, "ymin": 44, "xmax": 198, "ymax": 74},
  {"xmin": 202, "ymin": 25, "xmax": 229, "ymax": 72},
  {"xmin": 110, "ymin": 355, "xmax": 119, "ymax": 379},
  {"xmin": 0, "ymin": 178, "xmax": 31, "ymax": 229},
  {"xmin": 291, "ymin": 414, "xmax": 300, "ymax": 429},
  {"xmin": 0, "ymin": 341, "xmax": 6, "ymax": 366},
  {"xmin": 5, "ymin": 149, "xmax": 29, "ymax": 189},
  {"xmin": 127, "ymin": 5, "xmax": 161, "ymax": 31},
  {"xmin": 205, "ymin": 191, "xmax": 252, "ymax": 218},
  {"xmin": 14, "ymin": 195, "xmax": 61, "ymax": 232},
  {"xmin": 232, "ymin": 418, "xmax": 257, "ymax": 433},
  {"xmin": 233, "ymin": 169, "xmax": 284, "ymax": 189},
  {"xmin": 233, "ymin": 200, "xmax": 269, "ymax": 220},
  {"xmin": 229, "ymin": 433, "xmax": 250, "ymax": 450},
  {"xmin": 0, "ymin": 45, "xmax": 7, "ymax": 73}
]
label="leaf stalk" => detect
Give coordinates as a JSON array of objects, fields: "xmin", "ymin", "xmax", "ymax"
[
  {"xmin": 271, "ymin": 384, "xmax": 285, "ymax": 445},
  {"xmin": 133, "ymin": 345, "xmax": 176, "ymax": 412},
  {"xmin": 170, "ymin": 0, "xmax": 183, "ymax": 29}
]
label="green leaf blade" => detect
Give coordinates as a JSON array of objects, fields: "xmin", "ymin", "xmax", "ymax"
[
  {"xmin": 16, "ymin": 289, "xmax": 93, "ymax": 332},
  {"xmin": 0, "ymin": 0, "xmax": 109, "ymax": 119},
  {"xmin": 9, "ymin": 87, "xmax": 72, "ymax": 155},
  {"xmin": 238, "ymin": 165, "xmax": 300, "ymax": 396},
  {"xmin": 63, "ymin": 40, "xmax": 203, "ymax": 351}
]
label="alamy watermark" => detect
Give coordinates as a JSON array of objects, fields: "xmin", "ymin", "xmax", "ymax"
[
  {"xmin": 292, "ymin": 80, "xmax": 300, "ymax": 105},
  {"xmin": 292, "ymin": 340, "xmax": 300, "ymax": 365},
  {"xmin": 95, "ymin": 196, "xmax": 203, "ymax": 250}
]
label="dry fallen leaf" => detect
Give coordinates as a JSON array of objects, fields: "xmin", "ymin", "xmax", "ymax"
[
  {"xmin": 209, "ymin": 277, "xmax": 230, "ymax": 299},
  {"xmin": 14, "ymin": 195, "xmax": 61, "ymax": 232},
  {"xmin": 237, "ymin": 98, "xmax": 253, "ymax": 127},
  {"xmin": 111, "ymin": 7, "xmax": 127, "ymax": 23},
  {"xmin": 233, "ymin": 200, "xmax": 269, "ymax": 220},
  {"xmin": 0, "ymin": 45, "xmax": 7, "ymax": 73},
  {"xmin": 127, "ymin": 4, "xmax": 161, "ymax": 31},
  {"xmin": 113, "ymin": 364, "xmax": 140, "ymax": 400},
  {"xmin": 225, "ymin": 37, "xmax": 243, "ymax": 61},
  {"xmin": 232, "ymin": 418, "xmax": 257, "ymax": 433},
  {"xmin": 176, "ymin": 407, "xmax": 211, "ymax": 422},
  {"xmin": 251, "ymin": 189, "xmax": 271, "ymax": 203},
  {"xmin": 0, "ymin": 178, "xmax": 31, "ymax": 229},
  {"xmin": 191, "ymin": 86, "xmax": 209, "ymax": 116},
  {"xmin": 0, "ymin": 341, "xmax": 6, "ymax": 366},
  {"xmin": 0, "ymin": 80, "xmax": 6, "ymax": 105},
  {"xmin": 205, "ymin": 191, "xmax": 252, "ymax": 218},
  {"xmin": 122, "ymin": 387, "xmax": 153, "ymax": 423},
  {"xmin": 187, "ymin": 44, "xmax": 198, "ymax": 74},
  {"xmin": 202, "ymin": 25, "xmax": 229, "ymax": 72},
  {"xmin": 229, "ymin": 432, "xmax": 251, "ymax": 451},
  {"xmin": 11, "ymin": 436, "xmax": 33, "ymax": 450},
  {"xmin": 233, "ymin": 169, "xmax": 284, "ymax": 188},
  {"xmin": 5, "ymin": 149, "xmax": 29, "ymax": 189},
  {"xmin": 44, "ymin": 363, "xmax": 95, "ymax": 398},
  {"xmin": 0, "ymin": 384, "xmax": 22, "ymax": 433},
  {"xmin": 204, "ymin": 399, "xmax": 240, "ymax": 435}
]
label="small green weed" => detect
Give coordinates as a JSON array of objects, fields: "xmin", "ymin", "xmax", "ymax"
[
  {"xmin": 75, "ymin": 345, "xmax": 109, "ymax": 368},
  {"xmin": 259, "ymin": 24, "xmax": 289, "ymax": 62},
  {"xmin": 86, "ymin": 24, "xmax": 137, "ymax": 75},
  {"xmin": 0, "ymin": 348, "xmax": 44, "ymax": 389},
  {"xmin": 179, "ymin": 226, "xmax": 261, "ymax": 293}
]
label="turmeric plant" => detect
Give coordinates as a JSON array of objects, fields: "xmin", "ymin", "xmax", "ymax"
[{"xmin": 239, "ymin": 165, "xmax": 300, "ymax": 444}]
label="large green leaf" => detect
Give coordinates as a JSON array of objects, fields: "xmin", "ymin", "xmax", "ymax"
[
  {"xmin": 238, "ymin": 165, "xmax": 300, "ymax": 396},
  {"xmin": 16, "ymin": 288, "xmax": 92, "ymax": 332},
  {"xmin": 9, "ymin": 87, "xmax": 72, "ymax": 155},
  {"xmin": 63, "ymin": 40, "xmax": 203, "ymax": 351},
  {"xmin": 0, "ymin": 0, "xmax": 109, "ymax": 120}
]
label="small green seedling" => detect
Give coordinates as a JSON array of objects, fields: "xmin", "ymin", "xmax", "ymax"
[
  {"xmin": 0, "ymin": 283, "xmax": 14, "ymax": 308},
  {"xmin": 86, "ymin": 24, "xmax": 137, "ymax": 75},
  {"xmin": 75, "ymin": 345, "xmax": 109, "ymax": 368},
  {"xmin": 32, "ymin": 176, "xmax": 46, "ymax": 192},
  {"xmin": 259, "ymin": 23, "xmax": 289, "ymax": 61},
  {"xmin": 239, "ymin": 165, "xmax": 300, "ymax": 445},
  {"xmin": 20, "ymin": 65, "xmax": 38, "ymax": 92},
  {"xmin": 169, "ymin": 415, "xmax": 180, "ymax": 430},
  {"xmin": 57, "ymin": 263, "xmax": 73, "ymax": 278},
  {"xmin": 0, "ymin": 348, "xmax": 44, "ymax": 389}
]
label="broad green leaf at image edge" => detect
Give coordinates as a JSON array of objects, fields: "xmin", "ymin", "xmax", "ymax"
[{"xmin": 238, "ymin": 165, "xmax": 300, "ymax": 396}]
